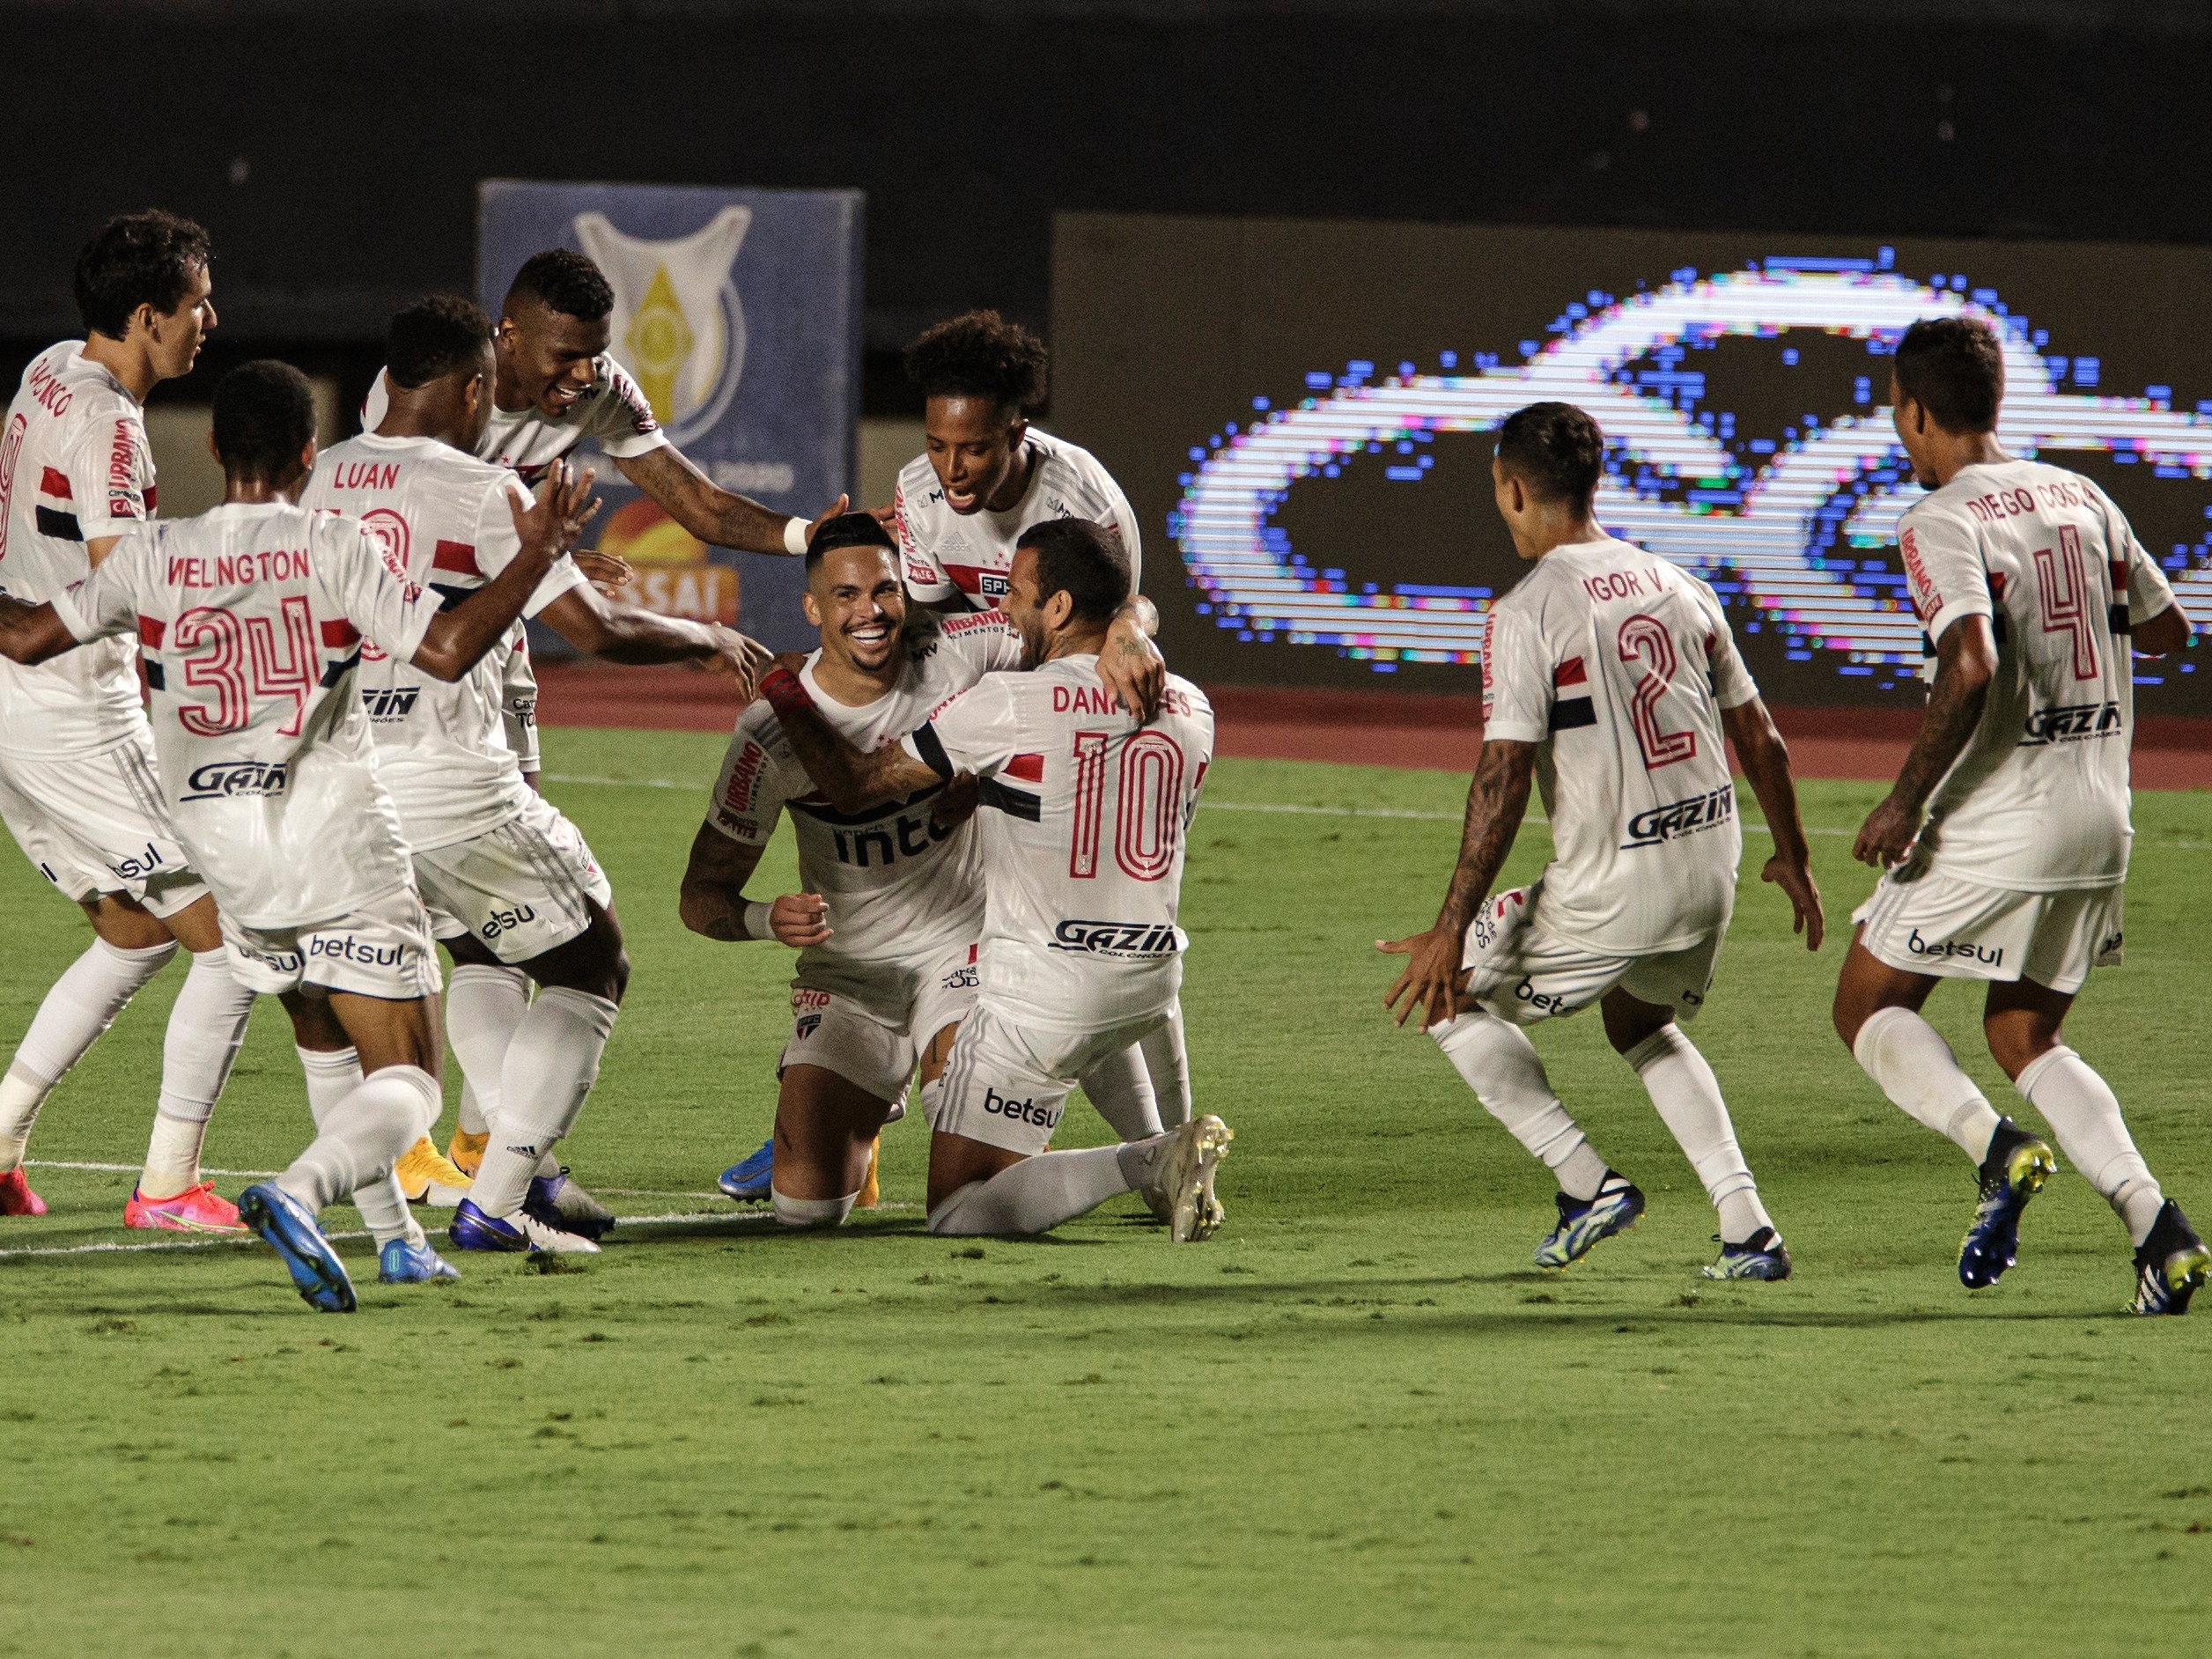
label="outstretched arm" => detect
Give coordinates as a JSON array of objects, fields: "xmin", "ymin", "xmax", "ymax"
[
  {"xmin": 1722, "ymin": 697, "xmax": 1824, "ymax": 950},
  {"xmin": 0, "ymin": 596, "xmax": 84, "ymax": 666},
  {"xmin": 1377, "ymin": 738, "xmax": 1537, "ymax": 1029},
  {"xmin": 411, "ymin": 462, "xmax": 596, "ymax": 683},
  {"xmin": 615, "ymin": 445, "xmax": 848, "ymax": 557},
  {"xmin": 535, "ymin": 580, "xmax": 770, "ymax": 696},
  {"xmin": 677, "ymin": 823, "xmax": 831, "ymax": 947},
  {"xmin": 759, "ymin": 667, "xmax": 943, "ymax": 814},
  {"xmin": 1853, "ymin": 616, "xmax": 1994, "ymax": 868}
]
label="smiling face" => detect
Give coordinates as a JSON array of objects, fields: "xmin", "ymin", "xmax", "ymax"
[
  {"xmin": 803, "ymin": 543, "xmax": 908, "ymax": 673},
  {"xmin": 924, "ymin": 394, "xmax": 1027, "ymax": 515},
  {"xmin": 145, "ymin": 262, "xmax": 216, "ymax": 383},
  {"xmin": 497, "ymin": 298, "xmax": 611, "ymax": 418}
]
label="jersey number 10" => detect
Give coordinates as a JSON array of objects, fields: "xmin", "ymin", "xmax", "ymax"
[{"xmin": 1069, "ymin": 730, "xmax": 1185, "ymax": 882}]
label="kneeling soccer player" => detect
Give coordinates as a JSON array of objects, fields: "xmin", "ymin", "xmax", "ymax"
[
  {"xmin": 762, "ymin": 519, "xmax": 1229, "ymax": 1238},
  {"xmin": 1382, "ymin": 402, "xmax": 1825, "ymax": 1281},
  {"xmin": 0, "ymin": 360, "xmax": 597, "ymax": 1308}
]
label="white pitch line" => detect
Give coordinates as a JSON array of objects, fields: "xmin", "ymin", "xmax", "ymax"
[
  {"xmin": 0, "ymin": 1228, "xmax": 368, "ymax": 1261},
  {"xmin": 26, "ymin": 1159, "xmax": 281, "ymax": 1177}
]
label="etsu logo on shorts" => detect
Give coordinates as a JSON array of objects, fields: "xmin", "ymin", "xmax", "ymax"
[
  {"xmin": 181, "ymin": 760, "xmax": 288, "ymax": 801},
  {"xmin": 1622, "ymin": 784, "xmax": 1735, "ymax": 849},
  {"xmin": 362, "ymin": 687, "xmax": 420, "ymax": 723},
  {"xmin": 983, "ymin": 1087, "xmax": 1062, "ymax": 1130},
  {"xmin": 106, "ymin": 839, "xmax": 169, "ymax": 880},
  {"xmin": 794, "ymin": 1014, "xmax": 822, "ymax": 1040},
  {"xmin": 2019, "ymin": 702, "xmax": 2122, "ymax": 747},
  {"xmin": 482, "ymin": 904, "xmax": 537, "ymax": 940},
  {"xmin": 237, "ymin": 940, "xmax": 301, "ymax": 973},
  {"xmin": 1050, "ymin": 919, "xmax": 1181, "ymax": 958},
  {"xmin": 1906, "ymin": 928, "xmax": 2004, "ymax": 967},
  {"xmin": 308, "ymin": 934, "xmax": 404, "ymax": 968}
]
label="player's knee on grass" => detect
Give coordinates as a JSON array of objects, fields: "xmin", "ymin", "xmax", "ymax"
[
  {"xmin": 774, "ymin": 1064, "xmax": 892, "ymax": 1201},
  {"xmin": 925, "ymin": 1131, "xmax": 1024, "ymax": 1217}
]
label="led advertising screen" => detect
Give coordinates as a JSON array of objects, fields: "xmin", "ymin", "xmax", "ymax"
[{"xmin": 1051, "ymin": 215, "xmax": 2212, "ymax": 714}]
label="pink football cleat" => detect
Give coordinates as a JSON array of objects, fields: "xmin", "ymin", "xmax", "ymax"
[
  {"xmin": 124, "ymin": 1182, "xmax": 246, "ymax": 1234},
  {"xmin": 0, "ymin": 1168, "xmax": 46, "ymax": 1216}
]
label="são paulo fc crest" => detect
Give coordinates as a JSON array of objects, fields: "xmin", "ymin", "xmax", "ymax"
[{"xmin": 573, "ymin": 207, "xmax": 751, "ymax": 447}]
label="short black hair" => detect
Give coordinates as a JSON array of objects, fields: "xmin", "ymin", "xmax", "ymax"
[
  {"xmin": 73, "ymin": 210, "xmax": 212, "ymax": 340},
  {"xmin": 806, "ymin": 511, "xmax": 897, "ymax": 575},
  {"xmin": 1893, "ymin": 316, "xmax": 2004, "ymax": 434},
  {"xmin": 505, "ymin": 249, "xmax": 614, "ymax": 322},
  {"xmin": 903, "ymin": 310, "xmax": 1048, "ymax": 415},
  {"xmin": 212, "ymin": 360, "xmax": 315, "ymax": 484},
  {"xmin": 1494, "ymin": 402, "xmax": 1605, "ymax": 506},
  {"xmin": 387, "ymin": 295, "xmax": 493, "ymax": 389},
  {"xmin": 1019, "ymin": 519, "xmax": 1128, "ymax": 625}
]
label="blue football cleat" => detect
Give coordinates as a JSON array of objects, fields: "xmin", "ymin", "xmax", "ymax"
[
  {"xmin": 1705, "ymin": 1227, "xmax": 1793, "ymax": 1280},
  {"xmin": 1959, "ymin": 1119, "xmax": 2057, "ymax": 1289},
  {"xmin": 378, "ymin": 1237, "xmax": 461, "ymax": 1284},
  {"xmin": 1533, "ymin": 1177, "xmax": 1645, "ymax": 1268},
  {"xmin": 238, "ymin": 1183, "xmax": 356, "ymax": 1313},
  {"xmin": 525, "ymin": 1169, "xmax": 615, "ymax": 1241},
  {"xmin": 2131, "ymin": 1200, "xmax": 2211, "ymax": 1316},
  {"xmin": 448, "ymin": 1198, "xmax": 599, "ymax": 1256},
  {"xmin": 718, "ymin": 1137, "xmax": 774, "ymax": 1202}
]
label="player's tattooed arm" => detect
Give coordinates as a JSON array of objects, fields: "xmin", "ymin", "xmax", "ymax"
[
  {"xmin": 1378, "ymin": 738, "xmax": 1537, "ymax": 1029},
  {"xmin": 759, "ymin": 667, "xmax": 940, "ymax": 813},
  {"xmin": 616, "ymin": 444, "xmax": 852, "ymax": 557},
  {"xmin": 1722, "ymin": 697, "xmax": 1825, "ymax": 951},
  {"xmin": 677, "ymin": 824, "xmax": 832, "ymax": 946},
  {"xmin": 0, "ymin": 595, "xmax": 81, "ymax": 666},
  {"xmin": 1100, "ymin": 594, "xmax": 1166, "ymax": 723},
  {"xmin": 1853, "ymin": 616, "xmax": 1995, "ymax": 869}
]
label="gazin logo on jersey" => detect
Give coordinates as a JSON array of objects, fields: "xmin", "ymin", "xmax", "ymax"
[
  {"xmin": 574, "ymin": 207, "xmax": 750, "ymax": 446},
  {"xmin": 181, "ymin": 759, "xmax": 289, "ymax": 800},
  {"xmin": 1050, "ymin": 920, "xmax": 1182, "ymax": 958},
  {"xmin": 1621, "ymin": 783, "xmax": 1736, "ymax": 848}
]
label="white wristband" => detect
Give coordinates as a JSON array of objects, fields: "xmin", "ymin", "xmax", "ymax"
[
  {"xmin": 783, "ymin": 516, "xmax": 809, "ymax": 557},
  {"xmin": 743, "ymin": 900, "xmax": 775, "ymax": 940}
]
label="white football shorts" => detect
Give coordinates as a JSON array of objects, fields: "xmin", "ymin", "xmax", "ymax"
[
  {"xmin": 410, "ymin": 793, "xmax": 613, "ymax": 964},
  {"xmin": 1853, "ymin": 865, "xmax": 2123, "ymax": 995},
  {"xmin": 1457, "ymin": 879, "xmax": 1729, "ymax": 1027},
  {"xmin": 781, "ymin": 940, "xmax": 980, "ymax": 1106},
  {"xmin": 221, "ymin": 884, "xmax": 443, "ymax": 1000},
  {"xmin": 0, "ymin": 732, "xmax": 207, "ymax": 917},
  {"xmin": 929, "ymin": 1001, "xmax": 1170, "ymax": 1157}
]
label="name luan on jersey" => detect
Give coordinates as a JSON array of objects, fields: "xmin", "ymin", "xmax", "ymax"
[
  {"xmin": 707, "ymin": 612, "xmax": 1024, "ymax": 1014},
  {"xmin": 1479, "ymin": 536, "xmax": 1758, "ymax": 956},
  {"xmin": 301, "ymin": 432, "xmax": 586, "ymax": 851},
  {"xmin": 893, "ymin": 430, "xmax": 1143, "ymax": 609},
  {"xmin": 359, "ymin": 357, "xmax": 667, "ymax": 483},
  {"xmin": 47, "ymin": 502, "xmax": 444, "ymax": 928},
  {"xmin": 1899, "ymin": 458, "xmax": 2179, "ymax": 891},
  {"xmin": 0, "ymin": 343, "xmax": 160, "ymax": 755},
  {"xmin": 902, "ymin": 656, "xmax": 1215, "ymax": 1029}
]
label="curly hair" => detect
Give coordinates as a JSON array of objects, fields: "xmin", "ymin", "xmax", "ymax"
[
  {"xmin": 1893, "ymin": 316, "xmax": 2004, "ymax": 434},
  {"xmin": 505, "ymin": 249, "xmax": 615, "ymax": 322},
  {"xmin": 1494, "ymin": 402, "xmax": 1606, "ymax": 505},
  {"xmin": 902, "ymin": 310, "xmax": 1048, "ymax": 414},
  {"xmin": 74, "ymin": 210, "xmax": 212, "ymax": 340},
  {"xmin": 387, "ymin": 295, "xmax": 493, "ymax": 388}
]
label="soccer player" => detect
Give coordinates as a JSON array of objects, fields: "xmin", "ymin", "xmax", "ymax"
[
  {"xmin": 1832, "ymin": 317, "xmax": 2207, "ymax": 1316},
  {"xmin": 1380, "ymin": 402, "xmax": 1823, "ymax": 1281},
  {"xmin": 0, "ymin": 359, "xmax": 597, "ymax": 1307},
  {"xmin": 758, "ymin": 519, "xmax": 1230, "ymax": 1241},
  {"xmin": 0, "ymin": 210, "xmax": 257, "ymax": 1231},
  {"xmin": 307, "ymin": 295, "xmax": 771, "ymax": 1254}
]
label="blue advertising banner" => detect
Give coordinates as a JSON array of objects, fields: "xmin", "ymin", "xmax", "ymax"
[{"xmin": 477, "ymin": 180, "xmax": 863, "ymax": 651}]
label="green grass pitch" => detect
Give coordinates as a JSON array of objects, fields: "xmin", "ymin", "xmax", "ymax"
[{"xmin": 0, "ymin": 726, "xmax": 2208, "ymax": 1657}]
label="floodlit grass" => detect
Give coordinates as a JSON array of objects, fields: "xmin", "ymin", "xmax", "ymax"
[{"xmin": 0, "ymin": 729, "xmax": 2208, "ymax": 1656}]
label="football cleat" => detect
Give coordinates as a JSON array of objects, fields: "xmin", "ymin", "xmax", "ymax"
[
  {"xmin": 0, "ymin": 1168, "xmax": 48, "ymax": 1217},
  {"xmin": 124, "ymin": 1181, "xmax": 246, "ymax": 1234},
  {"xmin": 393, "ymin": 1138, "xmax": 475, "ymax": 1208},
  {"xmin": 1958, "ymin": 1118, "xmax": 2056, "ymax": 1289},
  {"xmin": 1148, "ymin": 1115, "xmax": 1233, "ymax": 1243},
  {"xmin": 2130, "ymin": 1200, "xmax": 2211, "ymax": 1316},
  {"xmin": 238, "ymin": 1183, "xmax": 356, "ymax": 1313},
  {"xmin": 856, "ymin": 1138, "xmax": 881, "ymax": 1210},
  {"xmin": 378, "ymin": 1236, "xmax": 461, "ymax": 1285},
  {"xmin": 1534, "ymin": 1178, "xmax": 1645, "ymax": 1269},
  {"xmin": 717, "ymin": 1138, "xmax": 774, "ymax": 1202},
  {"xmin": 1704, "ymin": 1227, "xmax": 1793, "ymax": 1280},
  {"xmin": 524, "ymin": 1169, "xmax": 615, "ymax": 1241},
  {"xmin": 446, "ymin": 1128, "xmax": 488, "ymax": 1179},
  {"xmin": 448, "ymin": 1198, "xmax": 599, "ymax": 1255}
]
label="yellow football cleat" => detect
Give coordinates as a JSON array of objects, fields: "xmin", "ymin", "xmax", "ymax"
[
  {"xmin": 856, "ymin": 1137, "xmax": 881, "ymax": 1209},
  {"xmin": 446, "ymin": 1128, "xmax": 489, "ymax": 1179},
  {"xmin": 395, "ymin": 1137, "xmax": 475, "ymax": 1208}
]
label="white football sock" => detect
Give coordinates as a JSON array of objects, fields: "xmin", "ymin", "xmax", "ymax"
[
  {"xmin": 1139, "ymin": 1003, "xmax": 1193, "ymax": 1129},
  {"xmin": 1624, "ymin": 1026, "xmax": 1772, "ymax": 1244},
  {"xmin": 2016, "ymin": 1045, "xmax": 2164, "ymax": 1246},
  {"xmin": 1853, "ymin": 1006, "xmax": 2002, "ymax": 1161},
  {"xmin": 292, "ymin": 1046, "xmax": 426, "ymax": 1247},
  {"xmin": 0, "ymin": 938, "xmax": 176, "ymax": 1167},
  {"xmin": 139, "ymin": 1113, "xmax": 210, "ymax": 1201},
  {"xmin": 274, "ymin": 1065, "xmax": 439, "ymax": 1216},
  {"xmin": 472, "ymin": 987, "xmax": 619, "ymax": 1219},
  {"xmin": 446, "ymin": 963, "xmax": 530, "ymax": 1135},
  {"xmin": 771, "ymin": 1189, "xmax": 859, "ymax": 1228},
  {"xmin": 1432, "ymin": 1011, "xmax": 1608, "ymax": 1200},
  {"xmin": 1078, "ymin": 1043, "xmax": 1163, "ymax": 1141},
  {"xmin": 296, "ymin": 1044, "xmax": 365, "ymax": 1119},
  {"xmin": 926, "ymin": 1145, "xmax": 1133, "ymax": 1235},
  {"xmin": 141, "ymin": 947, "xmax": 253, "ymax": 1194}
]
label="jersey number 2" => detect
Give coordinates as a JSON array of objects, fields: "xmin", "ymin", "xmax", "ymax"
[
  {"xmin": 1070, "ymin": 730, "xmax": 1185, "ymax": 881},
  {"xmin": 1617, "ymin": 614, "xmax": 1699, "ymax": 770},
  {"xmin": 173, "ymin": 598, "xmax": 318, "ymax": 737}
]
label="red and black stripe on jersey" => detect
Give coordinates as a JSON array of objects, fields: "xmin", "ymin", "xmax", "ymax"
[
  {"xmin": 35, "ymin": 467, "xmax": 78, "ymax": 541},
  {"xmin": 910, "ymin": 722, "xmax": 1043, "ymax": 822},
  {"xmin": 425, "ymin": 539, "xmax": 485, "ymax": 609},
  {"xmin": 1548, "ymin": 655, "xmax": 1597, "ymax": 732}
]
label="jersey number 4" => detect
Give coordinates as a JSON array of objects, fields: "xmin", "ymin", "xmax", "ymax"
[
  {"xmin": 2034, "ymin": 528, "xmax": 2101, "ymax": 682},
  {"xmin": 1617, "ymin": 614, "xmax": 1699, "ymax": 771},
  {"xmin": 173, "ymin": 598, "xmax": 318, "ymax": 737},
  {"xmin": 1070, "ymin": 730, "xmax": 1184, "ymax": 881}
]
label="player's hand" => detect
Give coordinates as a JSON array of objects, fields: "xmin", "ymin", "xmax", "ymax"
[
  {"xmin": 1761, "ymin": 854, "xmax": 1825, "ymax": 951},
  {"xmin": 700, "ymin": 625, "xmax": 773, "ymax": 698},
  {"xmin": 1099, "ymin": 613, "xmax": 1166, "ymax": 722},
  {"xmin": 572, "ymin": 549, "xmax": 632, "ymax": 593},
  {"xmin": 931, "ymin": 771, "xmax": 981, "ymax": 832},
  {"xmin": 510, "ymin": 460, "xmax": 602, "ymax": 559},
  {"xmin": 1853, "ymin": 793, "xmax": 1921, "ymax": 870},
  {"xmin": 770, "ymin": 892, "xmax": 831, "ymax": 948},
  {"xmin": 804, "ymin": 496, "xmax": 852, "ymax": 548},
  {"xmin": 1377, "ymin": 925, "xmax": 1465, "ymax": 1029}
]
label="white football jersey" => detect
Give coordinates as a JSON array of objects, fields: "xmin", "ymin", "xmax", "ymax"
[
  {"xmin": 498, "ymin": 625, "xmax": 540, "ymax": 774},
  {"xmin": 1899, "ymin": 459, "xmax": 2176, "ymax": 891},
  {"xmin": 0, "ymin": 342, "xmax": 159, "ymax": 756},
  {"xmin": 707, "ymin": 612, "xmax": 1024, "ymax": 1016},
  {"xmin": 1480, "ymin": 535, "xmax": 1755, "ymax": 955},
  {"xmin": 360, "ymin": 355, "xmax": 667, "ymax": 484},
  {"xmin": 894, "ymin": 429, "xmax": 1142, "ymax": 608},
  {"xmin": 302, "ymin": 431, "xmax": 586, "ymax": 851},
  {"xmin": 901, "ymin": 655, "xmax": 1213, "ymax": 1028},
  {"xmin": 48, "ymin": 501, "xmax": 439, "ymax": 929}
]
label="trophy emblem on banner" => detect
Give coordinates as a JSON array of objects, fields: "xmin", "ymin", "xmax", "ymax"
[{"xmin": 572, "ymin": 205, "xmax": 751, "ymax": 446}]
